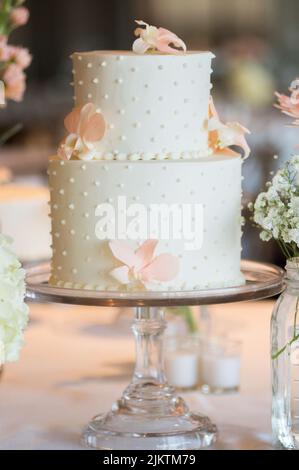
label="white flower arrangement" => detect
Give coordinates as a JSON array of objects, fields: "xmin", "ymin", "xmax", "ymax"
[
  {"xmin": 249, "ymin": 155, "xmax": 299, "ymax": 258},
  {"xmin": 0, "ymin": 234, "xmax": 28, "ymax": 364}
]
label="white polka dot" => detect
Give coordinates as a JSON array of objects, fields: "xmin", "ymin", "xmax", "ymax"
[
  {"xmin": 60, "ymin": 161, "xmax": 65, "ymax": 166},
  {"xmin": 103, "ymin": 93, "xmax": 109, "ymax": 100},
  {"xmin": 53, "ymin": 204, "xmax": 58, "ymax": 210},
  {"xmin": 68, "ymin": 203, "xmax": 75, "ymax": 210},
  {"xmin": 100, "ymin": 61, "xmax": 107, "ymax": 67},
  {"xmin": 115, "ymin": 77, "xmax": 123, "ymax": 84},
  {"xmin": 78, "ymin": 55, "xmax": 82, "ymax": 61},
  {"xmin": 87, "ymin": 93, "xmax": 92, "ymax": 99},
  {"xmin": 82, "ymin": 191, "xmax": 88, "ymax": 197},
  {"xmin": 72, "ymin": 268, "xmax": 78, "ymax": 274},
  {"xmin": 119, "ymin": 135, "xmax": 127, "ymax": 141},
  {"xmin": 61, "ymin": 219, "xmax": 66, "ymax": 225},
  {"xmin": 59, "ymin": 189, "xmax": 64, "ymax": 195},
  {"xmin": 133, "ymin": 122, "xmax": 141, "ymax": 128},
  {"xmin": 70, "ymin": 229, "xmax": 75, "ymax": 235},
  {"xmin": 84, "ymin": 212, "xmax": 89, "ymax": 218},
  {"xmin": 78, "ymin": 80, "xmax": 83, "ymax": 86},
  {"xmin": 92, "ymin": 78, "xmax": 99, "ymax": 84},
  {"xmin": 85, "ymin": 235, "xmax": 90, "ymax": 241},
  {"xmin": 62, "ymin": 250, "xmax": 67, "ymax": 256},
  {"xmin": 87, "ymin": 62, "xmax": 92, "ymax": 68},
  {"xmin": 69, "ymin": 177, "xmax": 75, "ymax": 183},
  {"xmin": 118, "ymin": 109, "xmax": 125, "ymax": 115},
  {"xmin": 109, "ymin": 123, "xmax": 115, "ymax": 129},
  {"xmin": 54, "ymin": 232, "xmax": 60, "ymax": 238},
  {"xmin": 81, "ymin": 164, "xmax": 86, "ymax": 170}
]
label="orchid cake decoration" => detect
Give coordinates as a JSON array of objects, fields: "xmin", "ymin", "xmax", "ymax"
[
  {"xmin": 207, "ymin": 97, "xmax": 251, "ymax": 159},
  {"xmin": 109, "ymin": 239, "xmax": 180, "ymax": 288},
  {"xmin": 132, "ymin": 20, "xmax": 187, "ymax": 55},
  {"xmin": 58, "ymin": 103, "xmax": 106, "ymax": 161}
]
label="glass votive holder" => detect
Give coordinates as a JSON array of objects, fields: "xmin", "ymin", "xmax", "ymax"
[
  {"xmin": 164, "ymin": 334, "xmax": 200, "ymax": 391},
  {"xmin": 200, "ymin": 337, "xmax": 241, "ymax": 394}
]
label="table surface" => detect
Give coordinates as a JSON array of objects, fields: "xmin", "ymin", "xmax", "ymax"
[{"xmin": 0, "ymin": 300, "xmax": 276, "ymax": 450}]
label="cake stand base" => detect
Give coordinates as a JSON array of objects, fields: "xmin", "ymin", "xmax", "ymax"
[{"xmin": 82, "ymin": 399, "xmax": 216, "ymax": 450}]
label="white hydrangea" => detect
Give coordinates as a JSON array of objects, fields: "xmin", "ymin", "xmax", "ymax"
[
  {"xmin": 0, "ymin": 234, "xmax": 29, "ymax": 364},
  {"xmin": 250, "ymin": 155, "xmax": 299, "ymax": 257}
]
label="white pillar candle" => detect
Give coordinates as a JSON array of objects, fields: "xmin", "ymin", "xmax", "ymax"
[
  {"xmin": 165, "ymin": 352, "xmax": 199, "ymax": 389},
  {"xmin": 201, "ymin": 353, "xmax": 240, "ymax": 390}
]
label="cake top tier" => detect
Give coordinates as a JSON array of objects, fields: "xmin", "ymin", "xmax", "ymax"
[{"xmin": 71, "ymin": 50, "xmax": 214, "ymax": 160}]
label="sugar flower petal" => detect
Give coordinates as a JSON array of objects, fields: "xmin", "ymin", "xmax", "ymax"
[{"xmin": 141, "ymin": 253, "xmax": 180, "ymax": 283}]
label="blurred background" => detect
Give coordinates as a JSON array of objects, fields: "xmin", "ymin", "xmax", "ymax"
[{"xmin": 1, "ymin": 0, "xmax": 298, "ymax": 265}]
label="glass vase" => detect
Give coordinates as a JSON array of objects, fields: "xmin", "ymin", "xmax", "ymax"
[{"xmin": 271, "ymin": 258, "xmax": 299, "ymax": 449}]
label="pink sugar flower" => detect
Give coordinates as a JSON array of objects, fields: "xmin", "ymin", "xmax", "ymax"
[
  {"xmin": 109, "ymin": 239, "xmax": 180, "ymax": 287},
  {"xmin": 58, "ymin": 103, "xmax": 106, "ymax": 160},
  {"xmin": 207, "ymin": 97, "xmax": 251, "ymax": 159},
  {"xmin": 133, "ymin": 20, "xmax": 186, "ymax": 55},
  {"xmin": 10, "ymin": 7, "xmax": 29, "ymax": 27}
]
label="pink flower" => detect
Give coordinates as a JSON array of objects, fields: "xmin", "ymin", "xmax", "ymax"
[
  {"xmin": 8, "ymin": 46, "xmax": 32, "ymax": 69},
  {"xmin": 0, "ymin": 36, "xmax": 10, "ymax": 61},
  {"xmin": 3, "ymin": 63, "xmax": 26, "ymax": 102},
  {"xmin": 10, "ymin": 7, "xmax": 29, "ymax": 27},
  {"xmin": 207, "ymin": 97, "xmax": 251, "ymax": 159},
  {"xmin": 58, "ymin": 103, "xmax": 106, "ymax": 160},
  {"xmin": 109, "ymin": 239, "xmax": 180, "ymax": 287},
  {"xmin": 133, "ymin": 20, "xmax": 186, "ymax": 55},
  {"xmin": 275, "ymin": 79, "xmax": 299, "ymax": 125}
]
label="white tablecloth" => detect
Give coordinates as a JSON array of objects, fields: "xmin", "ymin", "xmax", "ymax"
[{"xmin": 0, "ymin": 300, "xmax": 275, "ymax": 450}]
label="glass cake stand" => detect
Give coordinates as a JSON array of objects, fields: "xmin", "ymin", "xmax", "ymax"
[{"xmin": 26, "ymin": 260, "xmax": 284, "ymax": 450}]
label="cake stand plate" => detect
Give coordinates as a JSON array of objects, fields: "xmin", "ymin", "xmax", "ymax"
[
  {"xmin": 25, "ymin": 260, "xmax": 284, "ymax": 451},
  {"xmin": 26, "ymin": 259, "xmax": 284, "ymax": 307}
]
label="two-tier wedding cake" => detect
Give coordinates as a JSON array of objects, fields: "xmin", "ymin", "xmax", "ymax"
[{"xmin": 48, "ymin": 21, "xmax": 249, "ymax": 292}]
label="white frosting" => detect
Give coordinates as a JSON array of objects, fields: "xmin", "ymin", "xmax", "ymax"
[
  {"xmin": 49, "ymin": 155, "xmax": 244, "ymax": 291},
  {"xmin": 72, "ymin": 51, "xmax": 214, "ymax": 160}
]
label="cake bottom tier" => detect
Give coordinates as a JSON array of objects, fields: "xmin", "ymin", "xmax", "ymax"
[{"xmin": 49, "ymin": 154, "xmax": 244, "ymax": 291}]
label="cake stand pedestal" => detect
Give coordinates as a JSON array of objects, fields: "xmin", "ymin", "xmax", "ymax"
[{"xmin": 26, "ymin": 260, "xmax": 284, "ymax": 450}]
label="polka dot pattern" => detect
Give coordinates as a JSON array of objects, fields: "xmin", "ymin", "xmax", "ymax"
[
  {"xmin": 48, "ymin": 155, "xmax": 244, "ymax": 292},
  {"xmin": 72, "ymin": 51, "xmax": 214, "ymax": 160}
]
